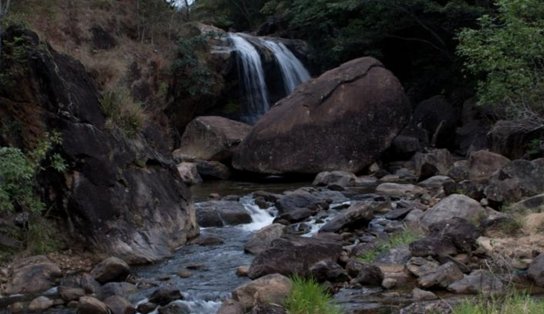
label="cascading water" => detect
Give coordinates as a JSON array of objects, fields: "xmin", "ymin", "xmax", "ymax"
[
  {"xmin": 261, "ymin": 40, "xmax": 311, "ymax": 94},
  {"xmin": 229, "ymin": 33, "xmax": 270, "ymax": 124},
  {"xmin": 229, "ymin": 33, "xmax": 311, "ymax": 123}
]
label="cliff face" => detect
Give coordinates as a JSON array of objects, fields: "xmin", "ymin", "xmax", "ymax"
[{"xmin": 0, "ymin": 26, "xmax": 198, "ymax": 264}]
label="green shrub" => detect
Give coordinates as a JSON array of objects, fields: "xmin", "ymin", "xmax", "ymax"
[
  {"xmin": 100, "ymin": 87, "xmax": 146, "ymax": 137},
  {"xmin": 285, "ymin": 276, "xmax": 342, "ymax": 314},
  {"xmin": 359, "ymin": 228, "xmax": 422, "ymax": 263},
  {"xmin": 453, "ymin": 291, "xmax": 544, "ymax": 314},
  {"xmin": 457, "ymin": 0, "xmax": 544, "ymax": 119}
]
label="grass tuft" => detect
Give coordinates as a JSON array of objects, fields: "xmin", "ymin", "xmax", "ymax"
[
  {"xmin": 100, "ymin": 87, "xmax": 146, "ymax": 137},
  {"xmin": 453, "ymin": 291, "xmax": 544, "ymax": 314},
  {"xmin": 285, "ymin": 276, "xmax": 342, "ymax": 314},
  {"xmin": 359, "ymin": 228, "xmax": 422, "ymax": 263}
]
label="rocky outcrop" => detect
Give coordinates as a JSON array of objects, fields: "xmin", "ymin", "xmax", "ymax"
[
  {"xmin": 0, "ymin": 26, "xmax": 198, "ymax": 264},
  {"xmin": 233, "ymin": 57, "xmax": 411, "ymax": 174}
]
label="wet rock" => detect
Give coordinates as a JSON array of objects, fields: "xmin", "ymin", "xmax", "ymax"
[
  {"xmin": 98, "ymin": 282, "xmax": 137, "ymax": 300},
  {"xmin": 417, "ymin": 262, "xmax": 464, "ymax": 289},
  {"xmin": 192, "ymin": 235, "xmax": 224, "ymax": 246},
  {"xmin": 59, "ymin": 286, "xmax": 86, "ymax": 302},
  {"xmin": 137, "ymin": 302, "xmax": 157, "ymax": 314},
  {"xmin": 28, "ymin": 296, "xmax": 54, "ymax": 312},
  {"xmin": 79, "ymin": 273, "xmax": 101, "ymax": 294},
  {"xmin": 409, "ymin": 237, "xmax": 457, "ymax": 257},
  {"xmin": 528, "ymin": 254, "xmax": 544, "ymax": 287},
  {"xmin": 195, "ymin": 200, "xmax": 252, "ymax": 227},
  {"xmin": 418, "ymin": 176, "xmax": 455, "ymax": 190},
  {"xmin": 248, "ymin": 236, "xmax": 342, "ymax": 279},
  {"xmin": 412, "ymin": 288, "xmax": 437, "ymax": 301},
  {"xmin": 406, "ymin": 257, "xmax": 440, "ymax": 278},
  {"xmin": 448, "ymin": 270, "xmax": 504, "ymax": 294},
  {"xmin": 309, "ymin": 260, "xmax": 349, "ymax": 283},
  {"xmin": 149, "ymin": 287, "xmax": 183, "ymax": 306},
  {"xmin": 244, "ymin": 224, "xmax": 286, "ymax": 255},
  {"xmin": 104, "ymin": 295, "xmax": 136, "ymax": 314},
  {"xmin": 319, "ymin": 201, "xmax": 375, "ymax": 233},
  {"xmin": 196, "ymin": 160, "xmax": 231, "ymax": 180},
  {"xmin": 176, "ymin": 162, "xmax": 202, "ymax": 185},
  {"xmin": 484, "ymin": 159, "xmax": 544, "ymax": 203},
  {"xmin": 275, "ymin": 208, "xmax": 313, "ymax": 223},
  {"xmin": 233, "ymin": 57, "xmax": 411, "ymax": 174},
  {"xmin": 250, "ymin": 303, "xmax": 287, "ymax": 314},
  {"xmin": 420, "ymin": 194, "xmax": 486, "ymax": 227},
  {"xmin": 78, "ymin": 296, "xmax": 109, "ymax": 314},
  {"xmin": 313, "ymin": 171, "xmax": 357, "ymax": 187},
  {"xmin": 384, "ymin": 207, "xmax": 413, "ymax": 220},
  {"xmin": 376, "ymin": 183, "xmax": 426, "ymax": 197},
  {"xmin": 236, "ymin": 266, "xmax": 250, "ymax": 277},
  {"xmin": 217, "ymin": 299, "xmax": 244, "ymax": 314},
  {"xmin": 382, "ymin": 278, "xmax": 397, "ymax": 289},
  {"xmin": 400, "ymin": 300, "xmax": 454, "ymax": 314},
  {"xmin": 158, "ymin": 301, "xmax": 191, "ymax": 314},
  {"xmin": 177, "ymin": 270, "xmax": 192, "ymax": 278},
  {"xmin": 8, "ymin": 302, "xmax": 24, "ymax": 313},
  {"xmin": 428, "ymin": 218, "xmax": 480, "ymax": 253},
  {"xmin": 411, "ymin": 149, "xmax": 454, "ymax": 180},
  {"xmin": 174, "ymin": 116, "xmax": 251, "ymax": 162},
  {"xmin": 275, "ymin": 190, "xmax": 326, "ymax": 214},
  {"xmin": 468, "ymin": 150, "xmax": 510, "ymax": 181},
  {"xmin": 3, "ymin": 256, "xmax": 62, "ymax": 294},
  {"xmin": 353, "ymin": 264, "xmax": 384, "ymax": 286},
  {"xmin": 232, "ymin": 274, "xmax": 292, "ymax": 311},
  {"xmin": 91, "ymin": 257, "xmax": 130, "ymax": 284}
]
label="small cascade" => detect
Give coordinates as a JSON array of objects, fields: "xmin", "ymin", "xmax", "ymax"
[
  {"xmin": 229, "ymin": 32, "xmax": 311, "ymax": 123},
  {"xmin": 229, "ymin": 33, "xmax": 270, "ymax": 124},
  {"xmin": 262, "ymin": 40, "xmax": 311, "ymax": 94}
]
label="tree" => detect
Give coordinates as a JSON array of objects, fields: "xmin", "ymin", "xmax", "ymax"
[{"xmin": 458, "ymin": 0, "xmax": 544, "ymax": 120}]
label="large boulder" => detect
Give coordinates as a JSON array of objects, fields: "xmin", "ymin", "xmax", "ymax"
[
  {"xmin": 467, "ymin": 150, "xmax": 510, "ymax": 181},
  {"xmin": 248, "ymin": 235, "xmax": 343, "ymax": 279},
  {"xmin": 195, "ymin": 201, "xmax": 252, "ymax": 227},
  {"xmin": 484, "ymin": 159, "xmax": 544, "ymax": 203},
  {"xmin": 233, "ymin": 57, "xmax": 411, "ymax": 174},
  {"xmin": 174, "ymin": 116, "xmax": 251, "ymax": 162},
  {"xmin": 244, "ymin": 224, "xmax": 286, "ymax": 255},
  {"xmin": 3, "ymin": 256, "xmax": 62, "ymax": 294},
  {"xmin": 0, "ymin": 26, "xmax": 198, "ymax": 264},
  {"xmin": 528, "ymin": 254, "xmax": 544, "ymax": 287},
  {"xmin": 232, "ymin": 274, "xmax": 292, "ymax": 311},
  {"xmin": 420, "ymin": 194, "xmax": 487, "ymax": 227}
]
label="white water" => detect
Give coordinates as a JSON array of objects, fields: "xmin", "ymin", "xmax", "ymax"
[
  {"xmin": 229, "ymin": 33, "xmax": 270, "ymax": 124},
  {"xmin": 262, "ymin": 40, "xmax": 311, "ymax": 94},
  {"xmin": 239, "ymin": 195, "xmax": 276, "ymax": 231}
]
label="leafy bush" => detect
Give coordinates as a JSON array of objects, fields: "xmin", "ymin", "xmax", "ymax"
[
  {"xmin": 457, "ymin": 0, "xmax": 544, "ymax": 119},
  {"xmin": 285, "ymin": 276, "xmax": 342, "ymax": 314}
]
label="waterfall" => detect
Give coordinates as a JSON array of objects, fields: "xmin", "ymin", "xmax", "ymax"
[
  {"xmin": 261, "ymin": 40, "xmax": 311, "ymax": 94},
  {"xmin": 229, "ymin": 33, "xmax": 270, "ymax": 124},
  {"xmin": 229, "ymin": 33, "xmax": 311, "ymax": 123}
]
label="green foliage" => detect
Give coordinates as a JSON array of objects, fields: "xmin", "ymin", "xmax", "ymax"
[
  {"xmin": 453, "ymin": 291, "xmax": 544, "ymax": 314},
  {"xmin": 285, "ymin": 276, "xmax": 342, "ymax": 314},
  {"xmin": 26, "ymin": 214, "xmax": 61, "ymax": 254},
  {"xmin": 192, "ymin": 0, "xmax": 269, "ymax": 30},
  {"xmin": 100, "ymin": 87, "xmax": 146, "ymax": 137},
  {"xmin": 171, "ymin": 33, "xmax": 216, "ymax": 97},
  {"xmin": 457, "ymin": 0, "xmax": 544, "ymax": 119},
  {"xmin": 359, "ymin": 228, "xmax": 422, "ymax": 262}
]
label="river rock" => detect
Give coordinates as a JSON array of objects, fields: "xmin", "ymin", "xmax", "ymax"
[
  {"xmin": 248, "ymin": 236, "xmax": 342, "ymax": 279},
  {"xmin": 352, "ymin": 264, "xmax": 384, "ymax": 286},
  {"xmin": 411, "ymin": 149, "xmax": 454, "ymax": 180},
  {"xmin": 196, "ymin": 160, "xmax": 231, "ymax": 179},
  {"xmin": 428, "ymin": 218, "xmax": 480, "ymax": 253},
  {"xmin": 420, "ymin": 194, "xmax": 486, "ymax": 227},
  {"xmin": 484, "ymin": 159, "xmax": 544, "ymax": 203},
  {"xmin": 417, "ymin": 262, "xmax": 464, "ymax": 289},
  {"xmin": 418, "ymin": 176, "xmax": 455, "ymax": 190},
  {"xmin": 412, "ymin": 288, "xmax": 437, "ymax": 301},
  {"xmin": 528, "ymin": 254, "xmax": 544, "ymax": 287},
  {"xmin": 3, "ymin": 256, "xmax": 62, "ymax": 294},
  {"xmin": 319, "ymin": 201, "xmax": 374, "ymax": 233},
  {"xmin": 233, "ymin": 57, "xmax": 410, "ymax": 174},
  {"xmin": 245, "ymin": 224, "xmax": 286, "ymax": 255},
  {"xmin": 78, "ymin": 296, "xmax": 110, "ymax": 314},
  {"xmin": 137, "ymin": 302, "xmax": 158, "ymax": 314},
  {"xmin": 91, "ymin": 257, "xmax": 130, "ymax": 284},
  {"xmin": 217, "ymin": 299, "xmax": 244, "ymax": 314},
  {"xmin": 468, "ymin": 150, "xmax": 510, "ymax": 181},
  {"xmin": 313, "ymin": 171, "xmax": 357, "ymax": 187},
  {"xmin": 195, "ymin": 200, "xmax": 252, "ymax": 227},
  {"xmin": 176, "ymin": 162, "xmax": 202, "ymax": 185},
  {"xmin": 59, "ymin": 286, "xmax": 86, "ymax": 302},
  {"xmin": 149, "ymin": 287, "xmax": 183, "ymax": 306},
  {"xmin": 275, "ymin": 190, "xmax": 326, "ymax": 214},
  {"xmin": 158, "ymin": 301, "xmax": 191, "ymax": 314},
  {"xmin": 232, "ymin": 274, "xmax": 292, "ymax": 311},
  {"xmin": 400, "ymin": 300, "xmax": 454, "ymax": 314},
  {"xmin": 28, "ymin": 296, "xmax": 54, "ymax": 312},
  {"xmin": 275, "ymin": 208, "xmax": 313, "ymax": 223},
  {"xmin": 406, "ymin": 257, "xmax": 440, "ymax": 278},
  {"xmin": 174, "ymin": 116, "xmax": 251, "ymax": 161},
  {"xmin": 409, "ymin": 237, "xmax": 457, "ymax": 258},
  {"xmin": 309, "ymin": 260, "xmax": 349, "ymax": 283},
  {"xmin": 376, "ymin": 183, "xmax": 426, "ymax": 197},
  {"xmin": 250, "ymin": 303, "xmax": 287, "ymax": 314},
  {"xmin": 104, "ymin": 295, "xmax": 136, "ymax": 314},
  {"xmin": 98, "ymin": 282, "xmax": 137, "ymax": 300},
  {"xmin": 448, "ymin": 270, "xmax": 503, "ymax": 294}
]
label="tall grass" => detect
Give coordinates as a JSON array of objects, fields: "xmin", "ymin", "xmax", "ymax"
[
  {"xmin": 100, "ymin": 87, "xmax": 146, "ymax": 137},
  {"xmin": 359, "ymin": 227, "xmax": 422, "ymax": 262},
  {"xmin": 453, "ymin": 292, "xmax": 544, "ymax": 314},
  {"xmin": 284, "ymin": 276, "xmax": 342, "ymax": 314}
]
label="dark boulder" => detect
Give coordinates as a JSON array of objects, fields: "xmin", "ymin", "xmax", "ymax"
[
  {"xmin": 91, "ymin": 257, "xmax": 130, "ymax": 284},
  {"xmin": 3, "ymin": 256, "xmax": 62, "ymax": 294},
  {"xmin": 484, "ymin": 159, "xmax": 544, "ymax": 203},
  {"xmin": 233, "ymin": 57, "xmax": 411, "ymax": 174},
  {"xmin": 195, "ymin": 201, "xmax": 252, "ymax": 227},
  {"xmin": 319, "ymin": 201, "xmax": 375, "ymax": 233},
  {"xmin": 275, "ymin": 190, "xmax": 327, "ymax": 214}
]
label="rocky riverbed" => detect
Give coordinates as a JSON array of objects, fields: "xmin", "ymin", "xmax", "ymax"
[{"xmin": 3, "ymin": 149, "xmax": 544, "ymax": 314}]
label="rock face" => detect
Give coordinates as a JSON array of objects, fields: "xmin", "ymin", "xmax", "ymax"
[
  {"xmin": 0, "ymin": 26, "xmax": 198, "ymax": 264},
  {"xmin": 233, "ymin": 57, "xmax": 411, "ymax": 174},
  {"xmin": 174, "ymin": 116, "xmax": 251, "ymax": 161}
]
